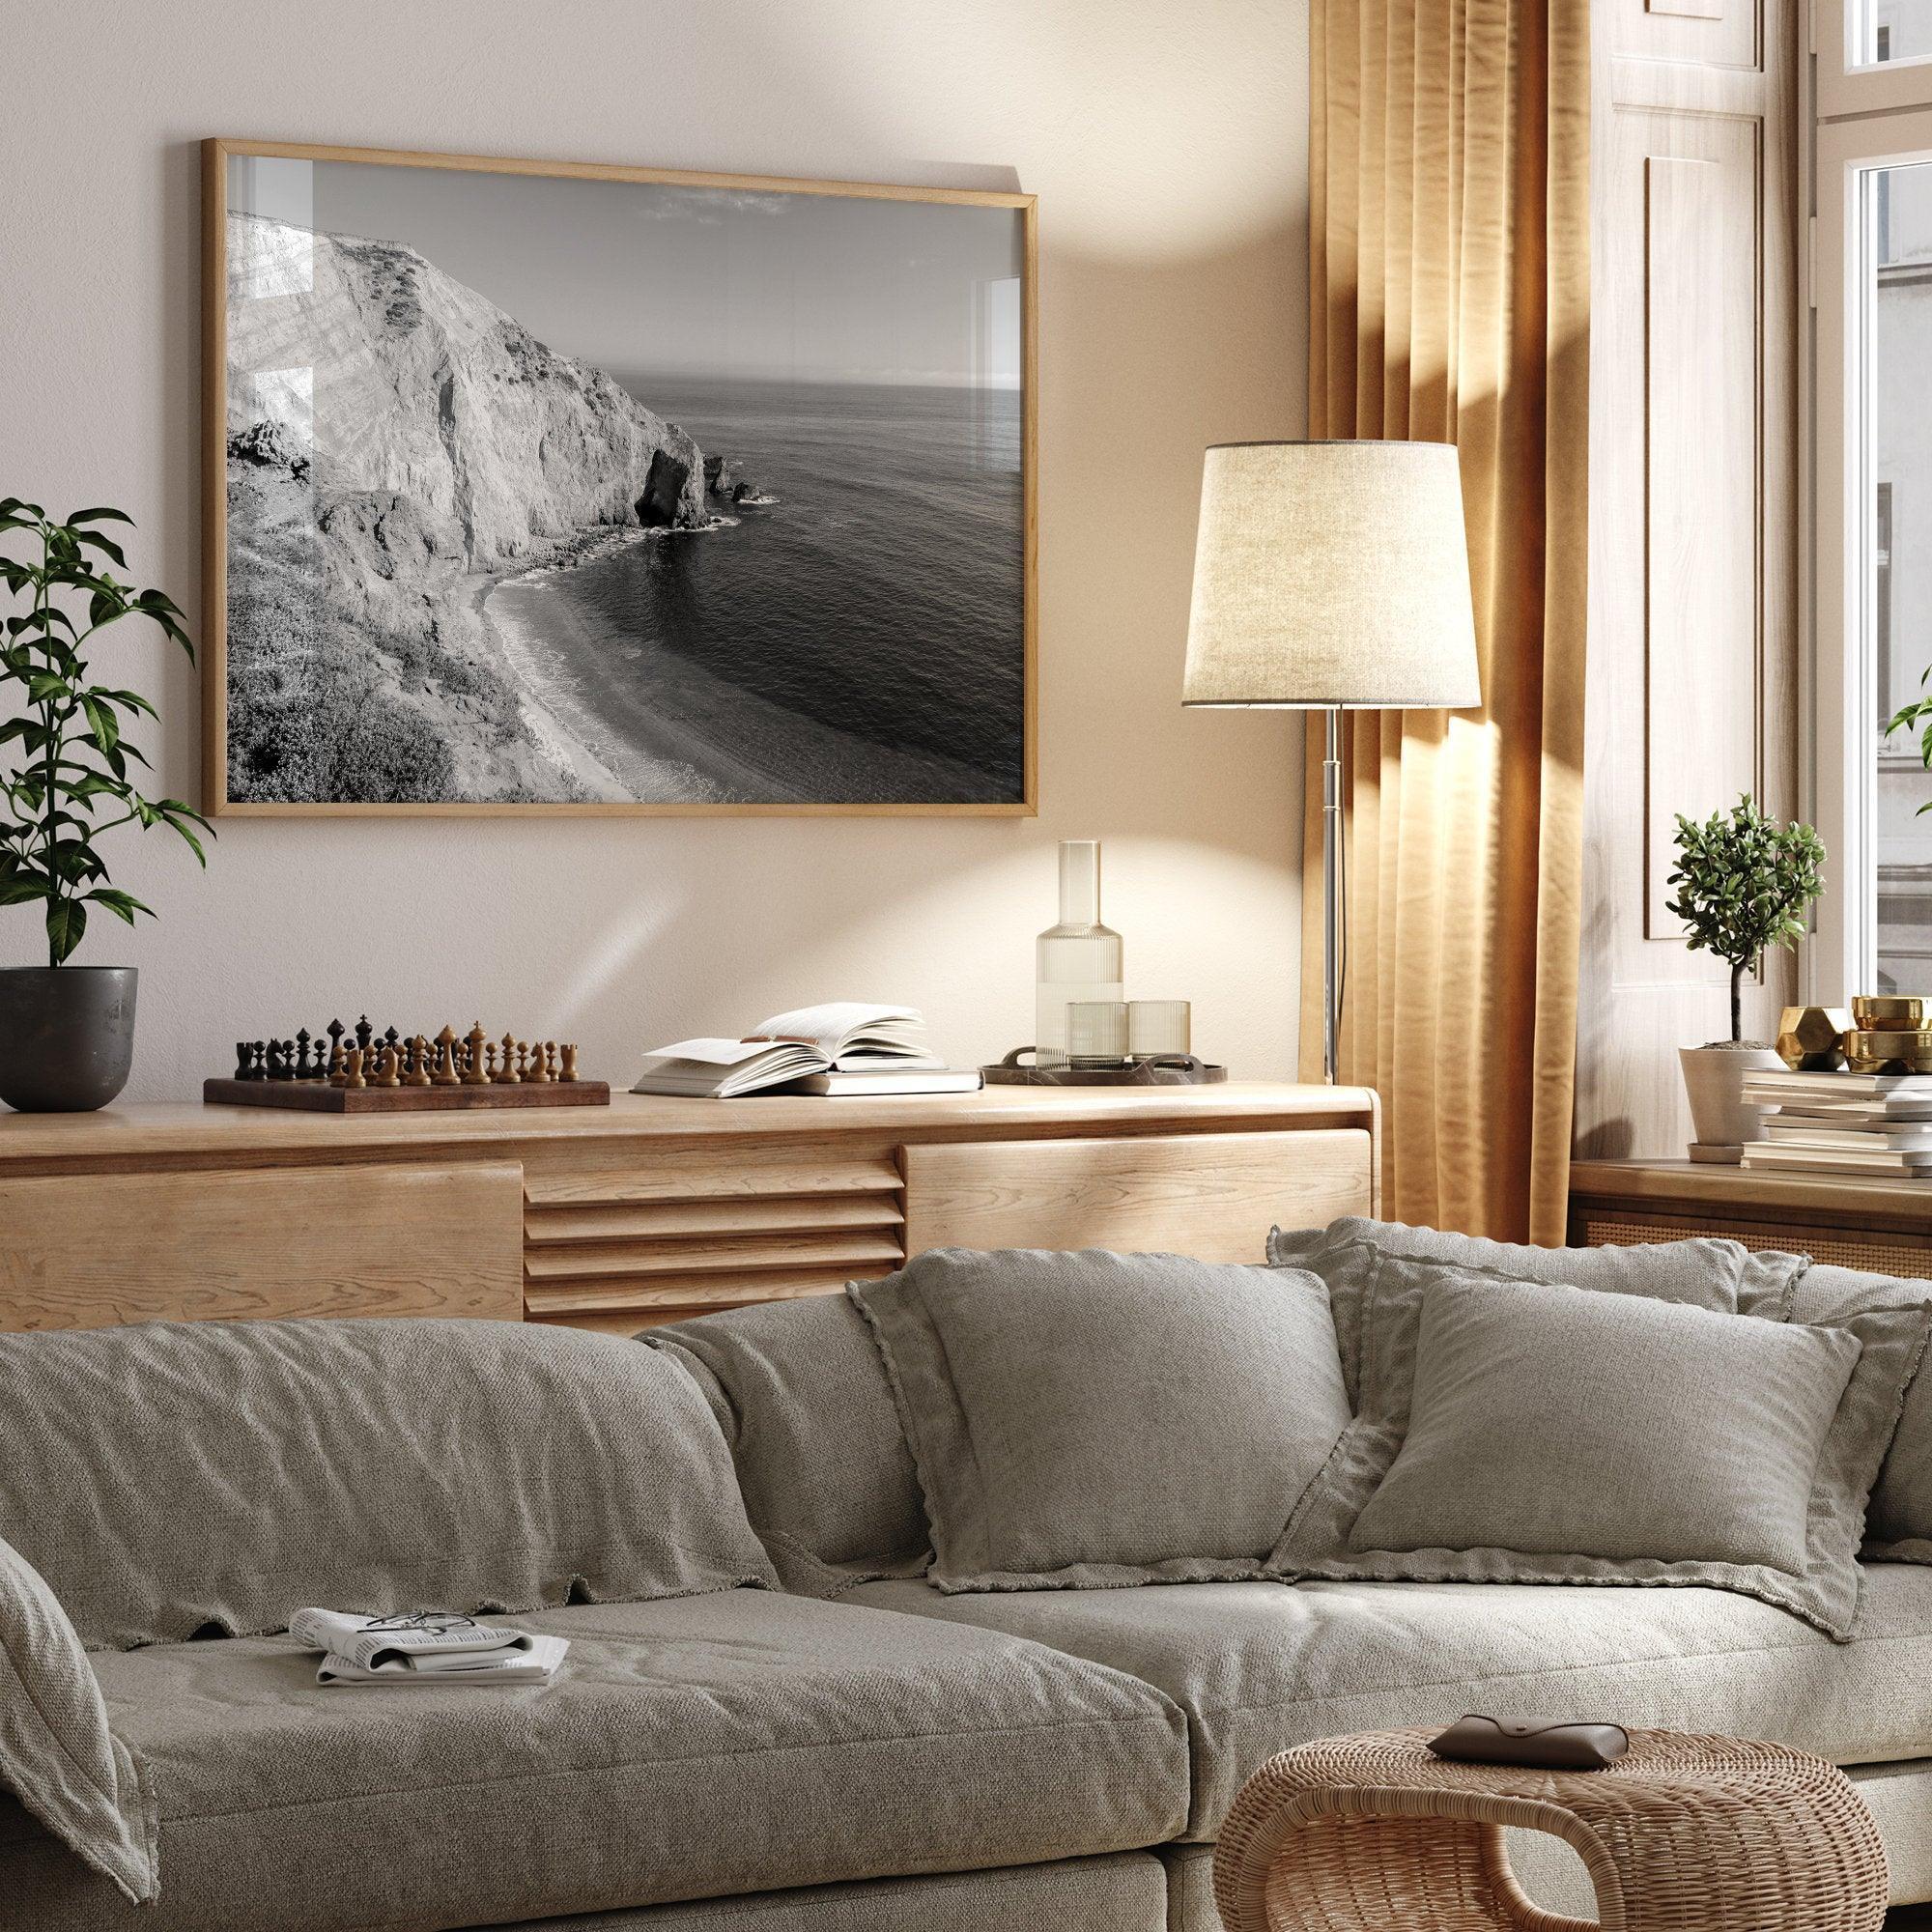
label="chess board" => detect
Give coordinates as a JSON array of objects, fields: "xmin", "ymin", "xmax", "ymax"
[
  {"xmin": 204, "ymin": 1017, "xmax": 611, "ymax": 1112},
  {"xmin": 202, "ymin": 1078, "xmax": 611, "ymax": 1113}
]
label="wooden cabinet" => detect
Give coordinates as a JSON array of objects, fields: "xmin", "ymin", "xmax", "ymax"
[
  {"xmin": 1569, "ymin": 1158, "xmax": 1932, "ymax": 1278},
  {"xmin": 0, "ymin": 1084, "xmax": 1379, "ymax": 1333}
]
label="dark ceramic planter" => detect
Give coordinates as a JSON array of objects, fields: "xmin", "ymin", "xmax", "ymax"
[{"xmin": 0, "ymin": 966, "xmax": 138, "ymax": 1112}]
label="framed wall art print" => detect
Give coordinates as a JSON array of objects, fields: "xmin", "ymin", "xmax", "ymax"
[{"xmin": 202, "ymin": 139, "xmax": 1037, "ymax": 815}]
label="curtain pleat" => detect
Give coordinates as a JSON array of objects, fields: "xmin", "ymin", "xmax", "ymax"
[{"xmin": 1301, "ymin": 0, "xmax": 1589, "ymax": 1245}]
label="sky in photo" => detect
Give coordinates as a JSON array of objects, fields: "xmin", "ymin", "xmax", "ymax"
[{"xmin": 230, "ymin": 154, "xmax": 1024, "ymax": 389}]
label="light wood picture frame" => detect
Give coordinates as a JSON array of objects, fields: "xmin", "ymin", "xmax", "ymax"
[{"xmin": 202, "ymin": 139, "xmax": 1037, "ymax": 818}]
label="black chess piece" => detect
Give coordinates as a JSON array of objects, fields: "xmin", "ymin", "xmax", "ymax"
[
  {"xmin": 294, "ymin": 1028, "xmax": 314, "ymax": 1080},
  {"xmin": 267, "ymin": 1039, "xmax": 295, "ymax": 1081},
  {"xmin": 355, "ymin": 1015, "xmax": 373, "ymax": 1054},
  {"xmin": 234, "ymin": 1041, "xmax": 258, "ymax": 1081}
]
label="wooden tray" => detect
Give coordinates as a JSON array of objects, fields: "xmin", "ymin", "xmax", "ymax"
[{"xmin": 203, "ymin": 1078, "xmax": 611, "ymax": 1113}]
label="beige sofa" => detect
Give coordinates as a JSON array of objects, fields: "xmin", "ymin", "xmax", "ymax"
[{"xmin": 5, "ymin": 1268, "xmax": 1932, "ymax": 1929}]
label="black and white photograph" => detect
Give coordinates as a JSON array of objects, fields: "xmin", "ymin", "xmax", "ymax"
[{"xmin": 210, "ymin": 144, "xmax": 1035, "ymax": 813}]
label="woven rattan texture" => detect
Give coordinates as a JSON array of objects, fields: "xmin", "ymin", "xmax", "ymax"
[
  {"xmin": 1211, "ymin": 1727, "xmax": 1888, "ymax": 1932},
  {"xmin": 1581, "ymin": 1216, "xmax": 1932, "ymax": 1280}
]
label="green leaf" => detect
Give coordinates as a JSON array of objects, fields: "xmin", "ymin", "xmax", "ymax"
[
  {"xmin": 84, "ymin": 887, "xmax": 152, "ymax": 924},
  {"xmin": 25, "ymin": 669, "xmax": 69, "ymax": 704},
  {"xmin": 65, "ymin": 507, "xmax": 133, "ymax": 526},
  {"xmin": 74, "ymin": 529, "xmax": 128, "ymax": 568},
  {"xmin": 78, "ymin": 695, "xmax": 119, "ymax": 753},
  {"xmin": 88, "ymin": 685, "xmax": 156, "ymax": 719},
  {"xmin": 0, "ymin": 874, "xmax": 51, "ymax": 906},
  {"xmin": 44, "ymin": 898, "xmax": 85, "ymax": 964},
  {"xmin": 161, "ymin": 810, "xmax": 208, "ymax": 865}
]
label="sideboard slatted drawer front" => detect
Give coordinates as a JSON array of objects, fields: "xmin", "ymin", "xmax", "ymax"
[
  {"xmin": 523, "ymin": 1139, "xmax": 906, "ymax": 1331},
  {"xmin": 1578, "ymin": 1213, "xmax": 1932, "ymax": 1280}
]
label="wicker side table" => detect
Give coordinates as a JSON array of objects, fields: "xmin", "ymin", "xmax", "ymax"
[{"xmin": 1212, "ymin": 1727, "xmax": 1888, "ymax": 1932}]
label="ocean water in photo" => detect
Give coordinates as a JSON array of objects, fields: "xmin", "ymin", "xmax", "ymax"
[{"xmin": 500, "ymin": 378, "xmax": 1024, "ymax": 803}]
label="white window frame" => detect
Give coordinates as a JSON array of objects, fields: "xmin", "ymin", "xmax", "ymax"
[
  {"xmin": 1810, "ymin": 6, "xmax": 1932, "ymax": 1002},
  {"xmin": 1818, "ymin": 0, "xmax": 1932, "ymax": 116}
]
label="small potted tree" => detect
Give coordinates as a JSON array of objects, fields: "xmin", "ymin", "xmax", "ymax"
[
  {"xmin": 1665, "ymin": 795, "xmax": 1826, "ymax": 1155},
  {"xmin": 0, "ymin": 498, "xmax": 209, "ymax": 1110}
]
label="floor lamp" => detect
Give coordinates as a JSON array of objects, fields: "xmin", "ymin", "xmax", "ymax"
[{"xmin": 1180, "ymin": 440, "xmax": 1482, "ymax": 1084}]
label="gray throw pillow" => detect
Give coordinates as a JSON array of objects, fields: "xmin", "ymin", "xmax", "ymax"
[
  {"xmin": 0, "ymin": 1319, "xmax": 778, "ymax": 1650},
  {"xmin": 648, "ymin": 1295, "xmax": 931, "ymax": 1595},
  {"xmin": 0, "ymin": 1534, "xmax": 156, "ymax": 1902},
  {"xmin": 1267, "ymin": 1217, "xmax": 1808, "ymax": 1403},
  {"xmin": 850, "ymin": 1247, "xmax": 1352, "ymax": 1592},
  {"xmin": 1267, "ymin": 1254, "xmax": 1930, "ymax": 1640},
  {"xmin": 1785, "ymin": 1263, "xmax": 1932, "ymax": 1558}
]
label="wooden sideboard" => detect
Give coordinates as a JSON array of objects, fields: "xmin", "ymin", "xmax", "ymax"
[
  {"xmin": 0, "ymin": 1083, "xmax": 1379, "ymax": 1333},
  {"xmin": 1569, "ymin": 1157, "xmax": 1932, "ymax": 1278}
]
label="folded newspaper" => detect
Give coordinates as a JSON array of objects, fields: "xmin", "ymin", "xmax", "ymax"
[{"xmin": 289, "ymin": 1608, "xmax": 569, "ymax": 1687}]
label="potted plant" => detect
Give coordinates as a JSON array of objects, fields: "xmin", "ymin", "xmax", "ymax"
[
  {"xmin": 1664, "ymin": 795, "xmax": 1826, "ymax": 1155},
  {"xmin": 0, "ymin": 498, "xmax": 209, "ymax": 1111}
]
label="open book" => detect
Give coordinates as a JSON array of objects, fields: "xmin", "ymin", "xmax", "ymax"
[{"xmin": 633, "ymin": 1002, "xmax": 974, "ymax": 1098}]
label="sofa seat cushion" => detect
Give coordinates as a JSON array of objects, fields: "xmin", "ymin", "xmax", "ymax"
[
  {"xmin": 848, "ymin": 1565, "xmax": 1932, "ymax": 1840},
  {"xmin": 0, "ymin": 1593, "xmax": 1187, "ymax": 1932}
]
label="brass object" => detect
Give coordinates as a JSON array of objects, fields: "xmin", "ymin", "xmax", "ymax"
[
  {"xmin": 1776, "ymin": 1006, "xmax": 1853, "ymax": 1071},
  {"xmin": 1845, "ymin": 1028, "xmax": 1932, "ymax": 1075},
  {"xmin": 1854, "ymin": 994, "xmax": 1929, "ymax": 1030}
]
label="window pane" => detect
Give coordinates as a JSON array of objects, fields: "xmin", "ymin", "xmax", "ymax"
[
  {"xmin": 1874, "ymin": 158, "xmax": 1932, "ymax": 992},
  {"xmin": 1866, "ymin": 1, "xmax": 1932, "ymax": 66}
]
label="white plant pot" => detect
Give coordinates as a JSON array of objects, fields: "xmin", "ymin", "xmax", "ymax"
[{"xmin": 1678, "ymin": 1044, "xmax": 1785, "ymax": 1153}]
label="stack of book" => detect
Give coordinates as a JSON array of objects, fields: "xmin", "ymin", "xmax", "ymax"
[{"xmin": 1740, "ymin": 1067, "xmax": 1932, "ymax": 1179}]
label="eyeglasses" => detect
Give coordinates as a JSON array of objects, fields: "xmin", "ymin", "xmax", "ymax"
[{"xmin": 359, "ymin": 1610, "xmax": 481, "ymax": 1634}]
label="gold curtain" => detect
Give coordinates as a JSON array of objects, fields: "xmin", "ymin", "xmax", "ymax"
[{"xmin": 1301, "ymin": 0, "xmax": 1590, "ymax": 1243}]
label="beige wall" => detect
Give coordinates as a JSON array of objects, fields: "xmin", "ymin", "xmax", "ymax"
[{"xmin": 0, "ymin": 0, "xmax": 1307, "ymax": 1101}]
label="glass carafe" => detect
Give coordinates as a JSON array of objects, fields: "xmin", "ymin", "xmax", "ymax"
[{"xmin": 1035, "ymin": 840, "xmax": 1123, "ymax": 1069}]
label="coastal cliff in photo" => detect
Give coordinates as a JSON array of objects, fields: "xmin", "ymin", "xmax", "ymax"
[
  {"xmin": 225, "ymin": 212, "xmax": 714, "ymax": 803},
  {"xmin": 216, "ymin": 157, "xmax": 1029, "ymax": 809}
]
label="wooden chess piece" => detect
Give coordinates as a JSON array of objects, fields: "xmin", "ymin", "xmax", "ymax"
[
  {"xmin": 294, "ymin": 1028, "xmax": 314, "ymax": 1080},
  {"xmin": 327, "ymin": 1044, "xmax": 348, "ymax": 1087},
  {"xmin": 355, "ymin": 1015, "xmax": 373, "ymax": 1054},
  {"xmin": 234, "ymin": 1042, "xmax": 256, "ymax": 1082},
  {"xmin": 483, "ymin": 1042, "xmax": 499, "ymax": 1081},
  {"xmin": 526, "ymin": 1038, "xmax": 553, "ymax": 1085},
  {"xmin": 372, "ymin": 1044, "xmax": 402, "ymax": 1088},
  {"xmin": 544, "ymin": 1042, "xmax": 559, "ymax": 1081},
  {"xmin": 326, "ymin": 1018, "xmax": 346, "ymax": 1068},
  {"xmin": 342, "ymin": 1047, "xmax": 367, "ymax": 1091},
  {"xmin": 461, "ymin": 1021, "xmax": 491, "ymax": 1086},
  {"xmin": 267, "ymin": 1039, "xmax": 294, "ymax": 1082},
  {"xmin": 431, "ymin": 1025, "xmax": 461, "ymax": 1087},
  {"xmin": 559, "ymin": 1043, "xmax": 579, "ymax": 1083},
  {"xmin": 404, "ymin": 1035, "xmax": 433, "ymax": 1088},
  {"xmin": 497, "ymin": 1033, "xmax": 522, "ymax": 1084}
]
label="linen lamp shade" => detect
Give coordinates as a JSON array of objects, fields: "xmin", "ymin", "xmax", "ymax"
[{"xmin": 1181, "ymin": 440, "xmax": 1482, "ymax": 710}]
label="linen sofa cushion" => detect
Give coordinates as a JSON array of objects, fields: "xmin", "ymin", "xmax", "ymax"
[
  {"xmin": 1266, "ymin": 1259, "xmax": 1930, "ymax": 1638},
  {"xmin": 0, "ymin": 1592, "xmax": 1188, "ymax": 1932},
  {"xmin": 648, "ymin": 1295, "xmax": 930, "ymax": 1594},
  {"xmin": 1790, "ymin": 1263, "xmax": 1932, "ymax": 1557},
  {"xmin": 849, "ymin": 1247, "xmax": 1351, "ymax": 1592},
  {"xmin": 847, "ymin": 1566, "xmax": 1932, "ymax": 1841},
  {"xmin": 1346, "ymin": 1274, "xmax": 1858, "ymax": 1571},
  {"xmin": 0, "ymin": 1318, "xmax": 777, "ymax": 1651},
  {"xmin": 1266, "ymin": 1217, "xmax": 1806, "ymax": 1402},
  {"xmin": 0, "ymin": 1537, "xmax": 154, "ymax": 1905}
]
